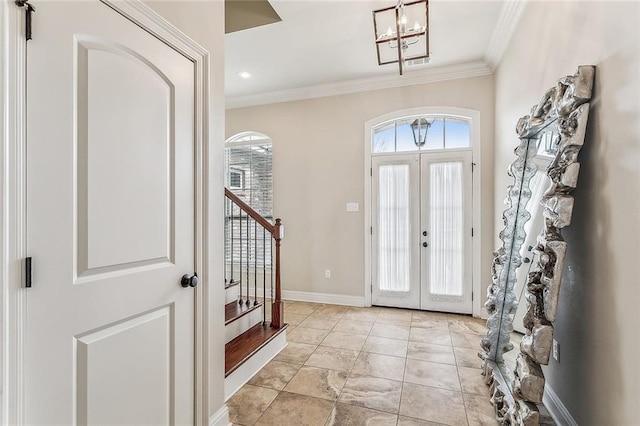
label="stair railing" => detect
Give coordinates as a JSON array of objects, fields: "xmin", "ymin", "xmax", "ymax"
[{"xmin": 224, "ymin": 188, "xmax": 284, "ymax": 328}]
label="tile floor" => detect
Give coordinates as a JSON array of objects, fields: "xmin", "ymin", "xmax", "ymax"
[{"xmin": 227, "ymin": 301, "xmax": 499, "ymax": 426}]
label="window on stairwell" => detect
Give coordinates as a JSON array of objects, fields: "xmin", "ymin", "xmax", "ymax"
[{"xmin": 225, "ymin": 132, "xmax": 273, "ymax": 269}]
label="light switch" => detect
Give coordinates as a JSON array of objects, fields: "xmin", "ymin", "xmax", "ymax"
[{"xmin": 346, "ymin": 202, "xmax": 359, "ymax": 212}]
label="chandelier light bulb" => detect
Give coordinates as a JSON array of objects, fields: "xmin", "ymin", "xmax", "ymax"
[
  {"xmin": 414, "ymin": 21, "xmax": 420, "ymax": 31},
  {"xmin": 386, "ymin": 26, "xmax": 393, "ymax": 36},
  {"xmin": 400, "ymin": 14, "xmax": 407, "ymax": 25}
]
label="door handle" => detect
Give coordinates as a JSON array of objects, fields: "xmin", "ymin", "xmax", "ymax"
[
  {"xmin": 422, "ymin": 242, "xmax": 428, "ymax": 248},
  {"xmin": 181, "ymin": 273, "xmax": 198, "ymax": 288}
]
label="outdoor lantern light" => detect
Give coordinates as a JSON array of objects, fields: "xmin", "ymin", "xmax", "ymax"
[
  {"xmin": 373, "ymin": 0, "xmax": 429, "ymax": 75},
  {"xmin": 411, "ymin": 118, "xmax": 431, "ymax": 146}
]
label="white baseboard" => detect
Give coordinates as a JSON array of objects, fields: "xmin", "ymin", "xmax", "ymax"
[
  {"xmin": 224, "ymin": 330, "xmax": 287, "ymax": 401},
  {"xmin": 244, "ymin": 286, "xmax": 365, "ymax": 308},
  {"xmin": 209, "ymin": 404, "xmax": 230, "ymax": 426},
  {"xmin": 282, "ymin": 290, "xmax": 365, "ymax": 307},
  {"xmin": 543, "ymin": 384, "xmax": 577, "ymax": 426}
]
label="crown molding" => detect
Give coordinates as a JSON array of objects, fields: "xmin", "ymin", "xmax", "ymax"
[
  {"xmin": 226, "ymin": 61, "xmax": 492, "ymax": 109},
  {"xmin": 484, "ymin": 0, "xmax": 529, "ymax": 71}
]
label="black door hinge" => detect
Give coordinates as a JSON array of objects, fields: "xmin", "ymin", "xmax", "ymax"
[
  {"xmin": 471, "ymin": 162, "xmax": 476, "ymax": 172},
  {"xmin": 15, "ymin": 0, "xmax": 35, "ymax": 41},
  {"xmin": 25, "ymin": 257, "xmax": 32, "ymax": 288}
]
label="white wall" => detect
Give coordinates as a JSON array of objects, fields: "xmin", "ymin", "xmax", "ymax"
[
  {"xmin": 495, "ymin": 1, "xmax": 639, "ymax": 424},
  {"xmin": 142, "ymin": 1, "xmax": 227, "ymax": 421},
  {"xmin": 227, "ymin": 75, "xmax": 495, "ymax": 308}
]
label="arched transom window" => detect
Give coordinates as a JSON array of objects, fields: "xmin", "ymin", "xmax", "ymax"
[{"xmin": 372, "ymin": 115, "xmax": 471, "ymax": 153}]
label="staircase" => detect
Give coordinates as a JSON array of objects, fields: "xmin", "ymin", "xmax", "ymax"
[{"xmin": 224, "ymin": 188, "xmax": 287, "ymax": 400}]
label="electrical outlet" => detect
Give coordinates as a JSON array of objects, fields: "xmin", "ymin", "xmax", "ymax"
[
  {"xmin": 552, "ymin": 339, "xmax": 560, "ymax": 362},
  {"xmin": 324, "ymin": 269, "xmax": 331, "ymax": 279}
]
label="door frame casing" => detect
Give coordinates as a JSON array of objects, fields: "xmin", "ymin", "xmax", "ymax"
[
  {"xmin": 364, "ymin": 106, "xmax": 482, "ymax": 317},
  {"xmin": 1, "ymin": 1, "xmax": 211, "ymax": 424}
]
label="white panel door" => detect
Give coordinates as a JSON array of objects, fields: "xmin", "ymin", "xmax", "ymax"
[
  {"xmin": 25, "ymin": 1, "xmax": 196, "ymax": 424},
  {"xmin": 371, "ymin": 154, "xmax": 421, "ymax": 309},
  {"xmin": 420, "ymin": 151, "xmax": 473, "ymax": 314}
]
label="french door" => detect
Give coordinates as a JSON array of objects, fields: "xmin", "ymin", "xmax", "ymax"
[{"xmin": 372, "ymin": 150, "xmax": 473, "ymax": 313}]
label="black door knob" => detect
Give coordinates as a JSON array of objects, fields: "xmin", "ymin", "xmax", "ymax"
[
  {"xmin": 181, "ymin": 273, "xmax": 198, "ymax": 288},
  {"xmin": 423, "ymin": 231, "xmax": 428, "ymax": 236},
  {"xmin": 422, "ymin": 242, "xmax": 428, "ymax": 247}
]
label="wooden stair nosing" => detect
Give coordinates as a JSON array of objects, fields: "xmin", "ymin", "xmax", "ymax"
[
  {"xmin": 225, "ymin": 300, "xmax": 263, "ymax": 325},
  {"xmin": 224, "ymin": 323, "xmax": 288, "ymax": 377}
]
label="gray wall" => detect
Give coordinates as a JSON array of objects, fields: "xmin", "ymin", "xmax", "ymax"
[{"xmin": 495, "ymin": 1, "xmax": 639, "ymax": 423}]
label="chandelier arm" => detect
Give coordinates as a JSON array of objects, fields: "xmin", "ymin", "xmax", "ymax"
[{"xmin": 394, "ymin": 7, "xmax": 403, "ymax": 74}]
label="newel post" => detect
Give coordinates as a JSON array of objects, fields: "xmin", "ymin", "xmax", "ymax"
[{"xmin": 271, "ymin": 218, "xmax": 284, "ymax": 328}]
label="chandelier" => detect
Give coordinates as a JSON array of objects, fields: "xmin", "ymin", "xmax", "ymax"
[{"xmin": 372, "ymin": 0, "xmax": 429, "ymax": 75}]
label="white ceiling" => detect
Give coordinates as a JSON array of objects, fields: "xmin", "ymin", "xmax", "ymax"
[{"xmin": 225, "ymin": 0, "xmax": 514, "ymax": 107}]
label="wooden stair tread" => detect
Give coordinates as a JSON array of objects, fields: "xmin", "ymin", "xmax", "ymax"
[
  {"xmin": 225, "ymin": 323, "xmax": 288, "ymax": 377},
  {"xmin": 225, "ymin": 300, "xmax": 263, "ymax": 325}
]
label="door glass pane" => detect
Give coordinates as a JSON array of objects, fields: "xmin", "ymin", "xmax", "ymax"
[
  {"xmin": 444, "ymin": 118, "xmax": 470, "ymax": 148},
  {"xmin": 378, "ymin": 164, "xmax": 411, "ymax": 292},
  {"xmin": 429, "ymin": 161, "xmax": 464, "ymax": 296}
]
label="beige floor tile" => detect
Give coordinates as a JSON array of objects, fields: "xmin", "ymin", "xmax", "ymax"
[
  {"xmin": 339, "ymin": 374, "xmax": 402, "ymax": 414},
  {"xmin": 326, "ymin": 403, "xmax": 398, "ymax": 426},
  {"xmin": 283, "ymin": 366, "xmax": 348, "ymax": 401},
  {"xmin": 376, "ymin": 309, "xmax": 413, "ymax": 326},
  {"xmin": 255, "ymin": 391, "xmax": 334, "ymax": 426},
  {"xmin": 227, "ymin": 384, "xmax": 279, "ymax": 425},
  {"xmin": 404, "ymin": 358, "xmax": 461, "ymax": 392},
  {"xmin": 406, "ymin": 341, "xmax": 456, "ymax": 365},
  {"xmin": 313, "ymin": 304, "xmax": 350, "ymax": 318},
  {"xmin": 370, "ymin": 323, "xmax": 410, "ymax": 340},
  {"xmin": 320, "ymin": 331, "xmax": 367, "ymax": 351},
  {"xmin": 448, "ymin": 318, "xmax": 487, "ymax": 335},
  {"xmin": 458, "ymin": 366, "xmax": 490, "ymax": 396},
  {"xmin": 343, "ymin": 307, "xmax": 380, "ymax": 322},
  {"xmin": 399, "ymin": 383, "xmax": 468, "ymax": 425},
  {"xmin": 299, "ymin": 315, "xmax": 340, "ymax": 331},
  {"xmin": 305, "ymin": 346, "xmax": 359, "ymax": 372},
  {"xmin": 248, "ymin": 360, "xmax": 301, "ymax": 391},
  {"xmin": 397, "ymin": 416, "xmax": 445, "ymax": 426},
  {"xmin": 287, "ymin": 327, "xmax": 331, "ymax": 345},
  {"xmin": 362, "ymin": 336, "xmax": 408, "ymax": 358},
  {"xmin": 274, "ymin": 342, "xmax": 317, "ymax": 364},
  {"xmin": 351, "ymin": 352, "xmax": 406, "ymax": 381},
  {"xmin": 284, "ymin": 312, "xmax": 309, "ymax": 326},
  {"xmin": 454, "ymin": 347, "xmax": 483, "ymax": 369},
  {"xmin": 450, "ymin": 332, "xmax": 482, "ymax": 349},
  {"xmin": 411, "ymin": 318, "xmax": 450, "ymax": 330},
  {"xmin": 332, "ymin": 319, "xmax": 374, "ymax": 335},
  {"xmin": 463, "ymin": 393, "xmax": 499, "ymax": 426},
  {"xmin": 409, "ymin": 328, "xmax": 452, "ymax": 346},
  {"xmin": 286, "ymin": 303, "xmax": 319, "ymax": 315},
  {"xmin": 412, "ymin": 311, "xmax": 449, "ymax": 321}
]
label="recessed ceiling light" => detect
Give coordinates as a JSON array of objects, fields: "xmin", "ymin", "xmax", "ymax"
[{"xmin": 238, "ymin": 71, "xmax": 253, "ymax": 79}]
